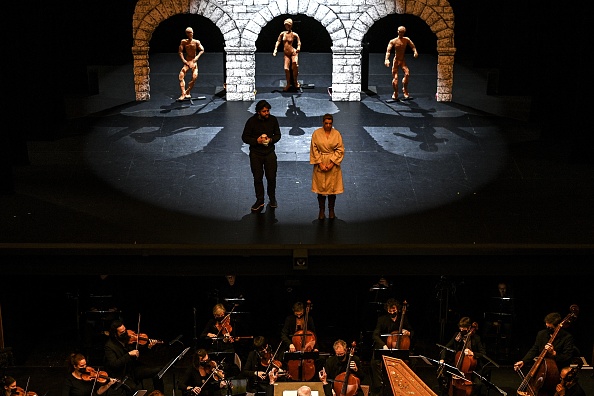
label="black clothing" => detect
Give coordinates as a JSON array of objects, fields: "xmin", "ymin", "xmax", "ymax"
[
  {"xmin": 62, "ymin": 375, "xmax": 104, "ymax": 396},
  {"xmin": 179, "ymin": 363, "xmax": 227, "ymax": 396},
  {"xmin": 200, "ymin": 318, "xmax": 237, "ymax": 353},
  {"xmin": 242, "ymin": 113, "xmax": 281, "ymax": 202},
  {"xmin": 242, "ymin": 349, "xmax": 277, "ymax": 395},
  {"xmin": 322, "ymin": 354, "xmax": 365, "ymax": 396},
  {"xmin": 520, "ymin": 328, "xmax": 575, "ymax": 371},
  {"xmin": 103, "ymin": 337, "xmax": 164, "ymax": 393},
  {"xmin": 440, "ymin": 331, "xmax": 486, "ymax": 396},
  {"xmin": 372, "ymin": 313, "xmax": 414, "ymax": 349},
  {"xmin": 370, "ymin": 313, "xmax": 414, "ymax": 396}
]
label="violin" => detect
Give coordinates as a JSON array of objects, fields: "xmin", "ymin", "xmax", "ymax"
[
  {"xmin": 198, "ymin": 360, "xmax": 226, "ymax": 381},
  {"xmin": 80, "ymin": 367, "xmax": 121, "ymax": 384},
  {"xmin": 215, "ymin": 315, "xmax": 234, "ymax": 342},
  {"xmin": 259, "ymin": 343, "xmax": 289, "ymax": 377},
  {"xmin": 127, "ymin": 329, "xmax": 164, "ymax": 346},
  {"xmin": 14, "ymin": 387, "xmax": 37, "ymax": 396}
]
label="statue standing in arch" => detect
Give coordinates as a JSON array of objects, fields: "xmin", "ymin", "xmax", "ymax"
[
  {"xmin": 178, "ymin": 27, "xmax": 205, "ymax": 101},
  {"xmin": 384, "ymin": 26, "xmax": 418, "ymax": 100},
  {"xmin": 273, "ymin": 18, "xmax": 301, "ymax": 91}
]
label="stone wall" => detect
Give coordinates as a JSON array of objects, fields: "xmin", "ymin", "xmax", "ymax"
[{"xmin": 132, "ymin": 0, "xmax": 455, "ymax": 102}]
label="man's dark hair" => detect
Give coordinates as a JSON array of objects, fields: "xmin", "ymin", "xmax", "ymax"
[
  {"xmin": 256, "ymin": 100, "xmax": 271, "ymax": 112},
  {"xmin": 545, "ymin": 312, "xmax": 562, "ymax": 326}
]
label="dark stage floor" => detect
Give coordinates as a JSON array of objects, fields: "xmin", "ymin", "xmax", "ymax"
[{"xmin": 1, "ymin": 53, "xmax": 593, "ymax": 257}]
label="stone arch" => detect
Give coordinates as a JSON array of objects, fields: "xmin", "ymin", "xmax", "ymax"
[
  {"xmin": 349, "ymin": 0, "xmax": 455, "ymax": 101},
  {"xmin": 240, "ymin": 2, "xmax": 347, "ymax": 49},
  {"xmin": 131, "ymin": 0, "xmax": 240, "ymax": 101},
  {"xmin": 130, "ymin": 0, "xmax": 454, "ymax": 101}
]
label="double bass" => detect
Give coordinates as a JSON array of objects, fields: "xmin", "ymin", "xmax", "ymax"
[
  {"xmin": 333, "ymin": 341, "xmax": 360, "ymax": 396},
  {"xmin": 386, "ymin": 300, "xmax": 410, "ymax": 350},
  {"xmin": 517, "ymin": 305, "xmax": 579, "ymax": 396},
  {"xmin": 287, "ymin": 300, "xmax": 316, "ymax": 381},
  {"xmin": 449, "ymin": 322, "xmax": 478, "ymax": 396}
]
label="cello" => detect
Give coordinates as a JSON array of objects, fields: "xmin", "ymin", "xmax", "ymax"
[
  {"xmin": 517, "ymin": 305, "xmax": 579, "ymax": 396},
  {"xmin": 449, "ymin": 322, "xmax": 478, "ymax": 396},
  {"xmin": 333, "ymin": 341, "xmax": 360, "ymax": 396},
  {"xmin": 287, "ymin": 300, "xmax": 316, "ymax": 381},
  {"xmin": 386, "ymin": 300, "xmax": 410, "ymax": 350}
]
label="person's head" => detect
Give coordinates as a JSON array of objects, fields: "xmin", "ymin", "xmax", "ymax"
[
  {"xmin": 384, "ymin": 298, "xmax": 401, "ymax": 316},
  {"xmin": 497, "ymin": 282, "xmax": 507, "ymax": 296},
  {"xmin": 110, "ymin": 319, "xmax": 130, "ymax": 343},
  {"xmin": 185, "ymin": 27, "xmax": 193, "ymax": 37},
  {"xmin": 378, "ymin": 276, "xmax": 389, "ymax": 287},
  {"xmin": 544, "ymin": 312, "xmax": 562, "ymax": 330},
  {"xmin": 225, "ymin": 274, "xmax": 236, "ymax": 286},
  {"xmin": 297, "ymin": 385, "xmax": 312, "ymax": 396},
  {"xmin": 559, "ymin": 366, "xmax": 578, "ymax": 387},
  {"xmin": 284, "ymin": 18, "xmax": 293, "ymax": 29},
  {"xmin": 67, "ymin": 353, "xmax": 87, "ymax": 374},
  {"xmin": 213, "ymin": 303, "xmax": 226, "ymax": 319},
  {"xmin": 148, "ymin": 391, "xmax": 165, "ymax": 396},
  {"xmin": 322, "ymin": 114, "xmax": 333, "ymax": 131},
  {"xmin": 255, "ymin": 100, "xmax": 271, "ymax": 119},
  {"xmin": 333, "ymin": 339, "xmax": 348, "ymax": 361},
  {"xmin": 2, "ymin": 376, "xmax": 16, "ymax": 393},
  {"xmin": 253, "ymin": 335, "xmax": 267, "ymax": 351},
  {"xmin": 292, "ymin": 301, "xmax": 304, "ymax": 318},
  {"xmin": 193, "ymin": 348, "xmax": 209, "ymax": 368},
  {"xmin": 458, "ymin": 317, "xmax": 472, "ymax": 331},
  {"xmin": 397, "ymin": 26, "xmax": 406, "ymax": 36}
]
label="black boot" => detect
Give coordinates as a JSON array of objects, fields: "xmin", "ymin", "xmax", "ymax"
[
  {"xmin": 317, "ymin": 194, "xmax": 326, "ymax": 220},
  {"xmin": 328, "ymin": 194, "xmax": 336, "ymax": 219}
]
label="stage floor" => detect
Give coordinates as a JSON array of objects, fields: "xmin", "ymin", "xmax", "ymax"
[{"xmin": 1, "ymin": 53, "xmax": 593, "ymax": 260}]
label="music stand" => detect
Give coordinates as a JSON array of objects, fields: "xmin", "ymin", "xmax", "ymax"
[{"xmin": 158, "ymin": 347, "xmax": 190, "ymax": 379}]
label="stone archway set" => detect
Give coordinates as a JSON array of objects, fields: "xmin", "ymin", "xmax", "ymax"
[{"xmin": 132, "ymin": 0, "xmax": 455, "ymax": 102}]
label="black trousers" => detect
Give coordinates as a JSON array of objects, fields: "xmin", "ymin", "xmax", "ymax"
[{"xmin": 249, "ymin": 151, "xmax": 277, "ymax": 201}]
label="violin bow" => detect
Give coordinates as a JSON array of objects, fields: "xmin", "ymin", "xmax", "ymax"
[
  {"xmin": 266, "ymin": 341, "xmax": 284, "ymax": 374},
  {"xmin": 136, "ymin": 313, "xmax": 141, "ymax": 350}
]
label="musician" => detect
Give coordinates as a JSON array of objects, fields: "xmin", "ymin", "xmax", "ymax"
[
  {"xmin": 280, "ymin": 302, "xmax": 317, "ymax": 352},
  {"xmin": 243, "ymin": 337, "xmax": 283, "ymax": 396},
  {"xmin": 555, "ymin": 366, "xmax": 586, "ymax": 396},
  {"xmin": 3, "ymin": 376, "xmax": 18, "ymax": 396},
  {"xmin": 201, "ymin": 303, "xmax": 237, "ymax": 354},
  {"xmin": 513, "ymin": 312, "xmax": 576, "ymax": 394},
  {"xmin": 103, "ymin": 319, "xmax": 164, "ymax": 393},
  {"xmin": 439, "ymin": 317, "xmax": 486, "ymax": 396},
  {"xmin": 63, "ymin": 353, "xmax": 117, "ymax": 396},
  {"xmin": 319, "ymin": 339, "xmax": 364, "ymax": 396},
  {"xmin": 179, "ymin": 349, "xmax": 231, "ymax": 396},
  {"xmin": 369, "ymin": 298, "xmax": 413, "ymax": 396}
]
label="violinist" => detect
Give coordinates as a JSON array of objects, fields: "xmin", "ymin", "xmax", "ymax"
[
  {"xmin": 103, "ymin": 319, "xmax": 164, "ymax": 393},
  {"xmin": 280, "ymin": 302, "xmax": 317, "ymax": 353},
  {"xmin": 555, "ymin": 366, "xmax": 586, "ymax": 396},
  {"xmin": 319, "ymin": 340, "xmax": 364, "ymax": 396},
  {"xmin": 514, "ymin": 312, "xmax": 576, "ymax": 396},
  {"xmin": 201, "ymin": 304, "xmax": 237, "ymax": 353},
  {"xmin": 2, "ymin": 377, "xmax": 37, "ymax": 396},
  {"xmin": 62, "ymin": 353, "xmax": 117, "ymax": 396},
  {"xmin": 369, "ymin": 299, "xmax": 413, "ymax": 396},
  {"xmin": 179, "ymin": 349, "xmax": 230, "ymax": 396},
  {"xmin": 242, "ymin": 336, "xmax": 285, "ymax": 396},
  {"xmin": 439, "ymin": 317, "xmax": 486, "ymax": 396}
]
